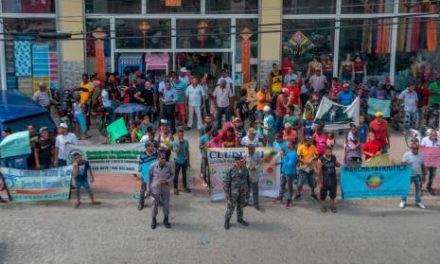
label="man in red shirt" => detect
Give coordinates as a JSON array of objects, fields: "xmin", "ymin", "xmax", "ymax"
[
  {"xmin": 416, "ymin": 81, "xmax": 430, "ymax": 127},
  {"xmin": 362, "ymin": 131, "xmax": 382, "ymax": 160},
  {"xmin": 275, "ymin": 89, "xmax": 290, "ymax": 134},
  {"xmin": 369, "ymin": 112, "xmax": 390, "ymax": 152},
  {"xmin": 285, "ymin": 83, "xmax": 300, "ymax": 107}
]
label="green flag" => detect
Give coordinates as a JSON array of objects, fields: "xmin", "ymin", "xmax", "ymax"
[
  {"xmin": 106, "ymin": 118, "xmax": 128, "ymax": 144},
  {"xmin": 0, "ymin": 131, "xmax": 31, "ymax": 158}
]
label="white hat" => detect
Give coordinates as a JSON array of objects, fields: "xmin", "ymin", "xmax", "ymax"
[
  {"xmin": 263, "ymin": 105, "xmax": 271, "ymax": 112},
  {"xmin": 58, "ymin": 123, "xmax": 68, "ymax": 129},
  {"xmin": 180, "ymin": 67, "xmax": 188, "ymax": 73}
]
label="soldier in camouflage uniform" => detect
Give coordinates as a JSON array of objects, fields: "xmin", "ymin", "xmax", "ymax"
[{"xmin": 224, "ymin": 155, "xmax": 251, "ymax": 230}]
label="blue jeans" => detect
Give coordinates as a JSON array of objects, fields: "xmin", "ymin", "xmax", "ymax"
[
  {"xmin": 404, "ymin": 111, "xmax": 419, "ymax": 130},
  {"xmin": 274, "ymin": 115, "xmax": 284, "ymax": 134},
  {"xmin": 402, "ymin": 175, "xmax": 422, "ymax": 203},
  {"xmin": 427, "ymin": 167, "xmax": 436, "ymax": 189},
  {"xmin": 75, "ymin": 179, "xmax": 93, "ymax": 194},
  {"xmin": 297, "ymin": 170, "xmax": 316, "ymax": 194}
]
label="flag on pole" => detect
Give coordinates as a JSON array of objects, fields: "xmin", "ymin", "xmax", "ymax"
[
  {"xmin": 314, "ymin": 96, "xmax": 360, "ymax": 130},
  {"xmin": 106, "ymin": 118, "xmax": 128, "ymax": 144}
]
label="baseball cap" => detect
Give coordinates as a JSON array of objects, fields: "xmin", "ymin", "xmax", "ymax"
[
  {"xmin": 58, "ymin": 123, "xmax": 68, "ymax": 129},
  {"xmin": 375, "ymin": 112, "xmax": 383, "ymax": 117},
  {"xmin": 180, "ymin": 67, "xmax": 188, "ymax": 73},
  {"xmin": 39, "ymin": 126, "xmax": 49, "ymax": 133},
  {"xmin": 263, "ymin": 106, "xmax": 271, "ymax": 112}
]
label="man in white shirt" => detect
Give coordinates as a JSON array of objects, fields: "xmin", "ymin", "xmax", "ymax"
[
  {"xmin": 241, "ymin": 128, "xmax": 260, "ymax": 147},
  {"xmin": 33, "ymin": 82, "xmax": 57, "ymax": 111},
  {"xmin": 185, "ymin": 77, "xmax": 206, "ymax": 131},
  {"xmin": 217, "ymin": 69, "xmax": 233, "ymax": 93},
  {"xmin": 213, "ymin": 80, "xmax": 233, "ymax": 129},
  {"xmin": 309, "ymin": 68, "xmax": 327, "ymax": 96},
  {"xmin": 54, "ymin": 123, "xmax": 78, "ymax": 167},
  {"xmin": 420, "ymin": 129, "xmax": 440, "ymax": 194},
  {"xmin": 399, "ymin": 85, "xmax": 419, "ymax": 130},
  {"xmin": 179, "ymin": 67, "xmax": 190, "ymax": 85}
]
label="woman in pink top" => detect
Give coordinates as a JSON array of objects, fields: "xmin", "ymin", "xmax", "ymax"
[{"xmin": 313, "ymin": 125, "xmax": 328, "ymax": 156}]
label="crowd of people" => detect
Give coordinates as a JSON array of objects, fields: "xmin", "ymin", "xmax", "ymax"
[{"xmin": 1, "ymin": 60, "xmax": 440, "ymax": 229}]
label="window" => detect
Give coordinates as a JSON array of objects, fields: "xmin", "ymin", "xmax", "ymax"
[
  {"xmin": 176, "ymin": 19, "xmax": 231, "ymax": 49},
  {"xmin": 85, "ymin": 0, "xmax": 141, "ymax": 14},
  {"xmin": 206, "ymin": 0, "xmax": 258, "ymax": 14},
  {"xmin": 282, "ymin": 19, "xmax": 335, "ymax": 78},
  {"xmin": 2, "ymin": 0, "xmax": 55, "ymax": 13},
  {"xmin": 115, "ymin": 19, "xmax": 172, "ymax": 49},
  {"xmin": 146, "ymin": 0, "xmax": 200, "ymax": 14},
  {"xmin": 395, "ymin": 4, "xmax": 440, "ymax": 90},
  {"xmin": 283, "ymin": 0, "xmax": 336, "ymax": 14},
  {"xmin": 339, "ymin": 19, "xmax": 391, "ymax": 84},
  {"xmin": 341, "ymin": 0, "xmax": 394, "ymax": 14}
]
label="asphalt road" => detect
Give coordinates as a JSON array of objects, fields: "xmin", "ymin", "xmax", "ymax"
[{"xmin": 1, "ymin": 127, "xmax": 440, "ymax": 264}]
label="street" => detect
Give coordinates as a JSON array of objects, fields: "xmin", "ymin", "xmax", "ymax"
[{"xmin": 1, "ymin": 129, "xmax": 440, "ymax": 264}]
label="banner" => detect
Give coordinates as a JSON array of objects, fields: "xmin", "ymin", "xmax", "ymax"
[
  {"xmin": 208, "ymin": 147, "xmax": 280, "ymax": 201},
  {"xmin": 0, "ymin": 131, "xmax": 30, "ymax": 158},
  {"xmin": 66, "ymin": 143, "xmax": 144, "ymax": 174},
  {"xmin": 420, "ymin": 147, "xmax": 440, "ymax": 167},
  {"xmin": 314, "ymin": 96, "xmax": 360, "ymax": 130},
  {"xmin": 106, "ymin": 118, "xmax": 128, "ymax": 144},
  {"xmin": 367, "ymin": 98, "xmax": 391, "ymax": 118},
  {"xmin": 341, "ymin": 165, "xmax": 411, "ymax": 200},
  {"xmin": 0, "ymin": 166, "xmax": 73, "ymax": 202},
  {"xmin": 140, "ymin": 158, "xmax": 157, "ymax": 182}
]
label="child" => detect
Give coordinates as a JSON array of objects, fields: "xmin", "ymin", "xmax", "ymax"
[
  {"xmin": 130, "ymin": 120, "xmax": 143, "ymax": 143},
  {"xmin": 302, "ymin": 112, "xmax": 314, "ymax": 139},
  {"xmin": 137, "ymin": 141, "xmax": 157, "ymax": 211},
  {"xmin": 317, "ymin": 147, "xmax": 340, "ymax": 213},
  {"xmin": 72, "ymin": 152, "xmax": 100, "ymax": 208},
  {"xmin": 326, "ymin": 132, "xmax": 336, "ymax": 149},
  {"xmin": 73, "ymin": 97, "xmax": 88, "ymax": 140},
  {"xmin": 358, "ymin": 115, "xmax": 369, "ymax": 145},
  {"xmin": 200, "ymin": 126, "xmax": 213, "ymax": 187}
]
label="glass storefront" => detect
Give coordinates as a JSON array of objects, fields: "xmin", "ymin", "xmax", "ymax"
[
  {"xmin": 341, "ymin": 0, "xmax": 393, "ymax": 14},
  {"xmin": 206, "ymin": 0, "xmax": 258, "ymax": 14},
  {"xmin": 283, "ymin": 0, "xmax": 336, "ymax": 14},
  {"xmin": 115, "ymin": 19, "xmax": 172, "ymax": 49},
  {"xmin": 85, "ymin": 0, "xmax": 142, "ymax": 14},
  {"xmin": 146, "ymin": 0, "xmax": 200, "ymax": 13},
  {"xmin": 2, "ymin": 0, "xmax": 55, "ymax": 13},
  {"xmin": 176, "ymin": 19, "xmax": 231, "ymax": 49}
]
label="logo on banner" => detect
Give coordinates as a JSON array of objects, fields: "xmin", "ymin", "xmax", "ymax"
[
  {"xmin": 67, "ymin": 148, "xmax": 85, "ymax": 163},
  {"xmin": 366, "ymin": 173, "xmax": 384, "ymax": 189}
]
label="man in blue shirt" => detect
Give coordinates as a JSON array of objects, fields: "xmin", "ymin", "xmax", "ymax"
[
  {"xmin": 275, "ymin": 141, "xmax": 298, "ymax": 208},
  {"xmin": 171, "ymin": 76, "xmax": 188, "ymax": 129},
  {"xmin": 172, "ymin": 129, "xmax": 190, "ymax": 194},
  {"xmin": 161, "ymin": 80, "xmax": 178, "ymax": 134},
  {"xmin": 337, "ymin": 83, "xmax": 354, "ymax": 106}
]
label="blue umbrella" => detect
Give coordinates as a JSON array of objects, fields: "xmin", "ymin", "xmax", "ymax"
[{"xmin": 114, "ymin": 103, "xmax": 146, "ymax": 114}]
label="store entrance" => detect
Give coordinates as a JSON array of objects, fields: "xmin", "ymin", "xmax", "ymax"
[{"xmin": 175, "ymin": 52, "xmax": 231, "ymax": 80}]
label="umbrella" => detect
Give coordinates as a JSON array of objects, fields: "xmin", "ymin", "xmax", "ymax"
[
  {"xmin": 114, "ymin": 103, "xmax": 146, "ymax": 114},
  {"xmin": 285, "ymin": 31, "xmax": 315, "ymax": 56}
]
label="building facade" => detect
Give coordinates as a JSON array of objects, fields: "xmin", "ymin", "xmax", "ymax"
[{"xmin": 0, "ymin": 0, "xmax": 439, "ymax": 95}]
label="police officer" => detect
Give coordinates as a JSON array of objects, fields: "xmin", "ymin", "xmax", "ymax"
[
  {"xmin": 224, "ymin": 154, "xmax": 251, "ymax": 230},
  {"xmin": 137, "ymin": 141, "xmax": 157, "ymax": 211},
  {"xmin": 148, "ymin": 152, "xmax": 174, "ymax": 229}
]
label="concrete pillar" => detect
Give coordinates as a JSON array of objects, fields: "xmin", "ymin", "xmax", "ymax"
[
  {"xmin": 58, "ymin": 0, "xmax": 85, "ymax": 90},
  {"xmin": 258, "ymin": 0, "xmax": 282, "ymax": 86}
]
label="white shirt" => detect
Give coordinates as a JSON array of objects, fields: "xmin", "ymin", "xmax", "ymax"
[
  {"xmin": 185, "ymin": 84, "xmax": 206, "ymax": 107},
  {"xmin": 55, "ymin": 133, "xmax": 78, "ymax": 160},
  {"xmin": 420, "ymin": 136, "xmax": 440, "ymax": 147},
  {"xmin": 213, "ymin": 86, "xmax": 232, "ymax": 108},
  {"xmin": 241, "ymin": 135, "xmax": 260, "ymax": 147},
  {"xmin": 101, "ymin": 89, "xmax": 112, "ymax": 107},
  {"xmin": 217, "ymin": 76, "xmax": 233, "ymax": 91}
]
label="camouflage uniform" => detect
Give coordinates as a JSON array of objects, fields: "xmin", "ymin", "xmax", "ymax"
[{"xmin": 224, "ymin": 165, "xmax": 251, "ymax": 222}]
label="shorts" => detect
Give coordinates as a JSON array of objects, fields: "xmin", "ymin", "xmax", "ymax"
[
  {"xmin": 175, "ymin": 104, "xmax": 186, "ymax": 114},
  {"xmin": 75, "ymin": 179, "xmax": 93, "ymax": 194},
  {"xmin": 320, "ymin": 184, "xmax": 337, "ymax": 200}
]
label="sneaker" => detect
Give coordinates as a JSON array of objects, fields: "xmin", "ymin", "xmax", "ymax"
[
  {"xmin": 399, "ymin": 201, "xmax": 406, "ymax": 208},
  {"xmin": 237, "ymin": 219, "xmax": 249, "ymax": 226},
  {"xmin": 416, "ymin": 203, "xmax": 426, "ymax": 209}
]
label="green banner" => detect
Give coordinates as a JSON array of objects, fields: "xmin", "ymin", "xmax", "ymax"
[{"xmin": 106, "ymin": 118, "xmax": 128, "ymax": 144}]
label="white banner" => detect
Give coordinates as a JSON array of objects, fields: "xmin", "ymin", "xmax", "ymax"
[
  {"xmin": 314, "ymin": 96, "xmax": 360, "ymax": 130},
  {"xmin": 66, "ymin": 143, "xmax": 144, "ymax": 174}
]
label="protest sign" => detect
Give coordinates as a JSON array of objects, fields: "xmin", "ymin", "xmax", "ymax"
[
  {"xmin": 314, "ymin": 96, "xmax": 360, "ymax": 130},
  {"xmin": 0, "ymin": 131, "xmax": 30, "ymax": 158},
  {"xmin": 341, "ymin": 165, "xmax": 411, "ymax": 200},
  {"xmin": 106, "ymin": 118, "xmax": 128, "ymax": 144},
  {"xmin": 367, "ymin": 98, "xmax": 391, "ymax": 118},
  {"xmin": 66, "ymin": 143, "xmax": 144, "ymax": 174},
  {"xmin": 207, "ymin": 147, "xmax": 280, "ymax": 201},
  {"xmin": 420, "ymin": 147, "xmax": 440, "ymax": 167},
  {"xmin": 0, "ymin": 166, "xmax": 73, "ymax": 202}
]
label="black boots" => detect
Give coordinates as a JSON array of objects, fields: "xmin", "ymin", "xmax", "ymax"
[
  {"xmin": 224, "ymin": 220, "xmax": 230, "ymax": 230},
  {"xmin": 151, "ymin": 217, "xmax": 157, "ymax": 229},
  {"xmin": 238, "ymin": 219, "xmax": 249, "ymax": 226},
  {"xmin": 163, "ymin": 216, "xmax": 171, "ymax": 229}
]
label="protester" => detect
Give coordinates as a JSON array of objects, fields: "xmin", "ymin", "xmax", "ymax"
[
  {"xmin": 274, "ymin": 89, "xmax": 290, "ymax": 134},
  {"xmin": 246, "ymin": 144, "xmax": 262, "ymax": 210},
  {"xmin": 149, "ymin": 152, "xmax": 174, "ymax": 229},
  {"xmin": 317, "ymin": 147, "xmax": 340, "ymax": 213},
  {"xmin": 362, "ymin": 131, "xmax": 382, "ymax": 161},
  {"xmin": 232, "ymin": 117, "xmax": 246, "ymax": 141},
  {"xmin": 276, "ymin": 141, "xmax": 298, "ymax": 208},
  {"xmin": 337, "ymin": 83, "xmax": 355, "ymax": 106},
  {"xmin": 313, "ymin": 124, "xmax": 328, "ymax": 157},
  {"xmin": 217, "ymin": 69, "xmax": 233, "ymax": 92},
  {"xmin": 302, "ymin": 112, "xmax": 315, "ymax": 139},
  {"xmin": 186, "ymin": 77, "xmax": 206, "ymax": 131},
  {"xmin": 130, "ymin": 120, "xmax": 142, "ymax": 143},
  {"xmin": 161, "ymin": 80, "xmax": 178, "ymax": 134},
  {"xmin": 54, "ymin": 123, "xmax": 78, "ymax": 167},
  {"xmin": 241, "ymin": 127, "xmax": 260, "ymax": 147},
  {"xmin": 269, "ymin": 63, "xmax": 283, "ymax": 94},
  {"xmin": 420, "ymin": 129, "xmax": 440, "ymax": 195},
  {"xmin": 172, "ymin": 130, "xmax": 190, "ymax": 194},
  {"xmin": 213, "ymin": 79, "xmax": 233, "ymax": 130},
  {"xmin": 200, "ymin": 126, "xmax": 213, "ymax": 187},
  {"xmin": 224, "ymin": 155, "xmax": 251, "ymax": 230},
  {"xmin": 134, "ymin": 80, "xmax": 156, "ymax": 122},
  {"xmin": 262, "ymin": 106, "xmax": 275, "ymax": 147},
  {"xmin": 72, "ymin": 152, "xmax": 100, "ymax": 208},
  {"xmin": 32, "ymin": 82, "xmax": 57, "ymax": 111},
  {"xmin": 72, "ymin": 96, "xmax": 89, "ymax": 139},
  {"xmin": 158, "ymin": 123, "xmax": 174, "ymax": 161},
  {"xmin": 358, "ymin": 115, "xmax": 369, "ymax": 145},
  {"xmin": 284, "ymin": 67, "xmax": 298, "ymax": 87},
  {"xmin": 369, "ymin": 112, "xmax": 390, "ymax": 152},
  {"xmin": 256, "ymin": 86, "xmax": 271, "ymax": 121},
  {"xmin": 137, "ymin": 141, "xmax": 157, "ymax": 211},
  {"xmin": 282, "ymin": 123, "xmax": 298, "ymax": 146},
  {"xmin": 309, "ymin": 68, "xmax": 327, "ymax": 97},
  {"xmin": 34, "ymin": 127, "xmax": 54, "ymax": 169},
  {"xmin": 172, "ymin": 75, "xmax": 188, "ymax": 128},
  {"xmin": 400, "ymin": 140, "xmax": 426, "ymax": 209},
  {"xmin": 296, "ymin": 136, "xmax": 318, "ymax": 200},
  {"xmin": 79, "ymin": 74, "xmax": 94, "ymax": 129},
  {"xmin": 345, "ymin": 124, "xmax": 362, "ymax": 166},
  {"xmin": 399, "ymin": 85, "xmax": 419, "ymax": 130},
  {"xmin": 140, "ymin": 115, "xmax": 154, "ymax": 135},
  {"xmin": 416, "ymin": 81, "xmax": 430, "ymax": 128}
]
